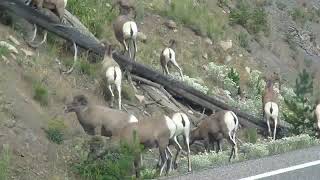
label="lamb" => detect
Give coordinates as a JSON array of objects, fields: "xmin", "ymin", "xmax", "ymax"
[
  {"xmin": 262, "ymin": 72, "xmax": 280, "ymax": 140},
  {"xmin": 64, "ymin": 94, "xmax": 138, "ymax": 137},
  {"xmin": 116, "ymin": 113, "xmax": 177, "ymax": 178},
  {"xmin": 157, "ymin": 112, "xmax": 191, "ymax": 172},
  {"xmin": 100, "ymin": 43, "xmax": 122, "ymax": 110},
  {"xmin": 113, "ymin": 8, "xmax": 138, "ymax": 61},
  {"xmin": 160, "ymin": 39, "xmax": 183, "ymax": 79},
  {"xmin": 315, "ymin": 99, "xmax": 320, "ymax": 133},
  {"xmin": 190, "ymin": 110, "xmax": 239, "ymax": 161},
  {"xmin": 26, "ymin": 0, "xmax": 67, "ymax": 47}
]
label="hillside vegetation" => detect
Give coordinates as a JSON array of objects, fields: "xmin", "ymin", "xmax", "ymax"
[{"xmin": 0, "ymin": 0, "xmax": 320, "ymax": 179}]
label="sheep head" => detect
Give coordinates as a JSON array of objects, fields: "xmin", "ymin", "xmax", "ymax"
[{"xmin": 64, "ymin": 95, "xmax": 89, "ymax": 113}]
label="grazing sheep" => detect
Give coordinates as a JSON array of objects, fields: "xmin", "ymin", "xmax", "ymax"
[
  {"xmin": 101, "ymin": 43, "xmax": 122, "ymax": 110},
  {"xmin": 160, "ymin": 39, "xmax": 183, "ymax": 79},
  {"xmin": 64, "ymin": 94, "xmax": 138, "ymax": 137},
  {"xmin": 262, "ymin": 72, "xmax": 280, "ymax": 140},
  {"xmin": 190, "ymin": 110, "xmax": 239, "ymax": 161},
  {"xmin": 113, "ymin": 11, "xmax": 138, "ymax": 61},
  {"xmin": 116, "ymin": 114, "xmax": 177, "ymax": 177},
  {"xmin": 26, "ymin": 0, "xmax": 67, "ymax": 47},
  {"xmin": 157, "ymin": 112, "xmax": 191, "ymax": 172}
]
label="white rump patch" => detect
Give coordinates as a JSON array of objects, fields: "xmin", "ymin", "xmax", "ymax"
[
  {"xmin": 315, "ymin": 104, "xmax": 320, "ymax": 129},
  {"xmin": 224, "ymin": 111, "xmax": 236, "ymax": 133},
  {"xmin": 165, "ymin": 115, "xmax": 176, "ymax": 138},
  {"xmin": 64, "ymin": 0, "xmax": 68, "ymax": 8},
  {"xmin": 129, "ymin": 115, "xmax": 138, "ymax": 123},
  {"xmin": 163, "ymin": 48, "xmax": 175, "ymax": 63},
  {"xmin": 264, "ymin": 102, "xmax": 279, "ymax": 118},
  {"xmin": 105, "ymin": 66, "xmax": 122, "ymax": 84},
  {"xmin": 123, "ymin": 21, "xmax": 138, "ymax": 39}
]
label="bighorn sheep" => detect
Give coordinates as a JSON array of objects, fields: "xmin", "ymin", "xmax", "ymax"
[
  {"xmin": 262, "ymin": 72, "xmax": 280, "ymax": 140},
  {"xmin": 116, "ymin": 114, "xmax": 177, "ymax": 177},
  {"xmin": 190, "ymin": 110, "xmax": 239, "ymax": 161},
  {"xmin": 100, "ymin": 43, "xmax": 122, "ymax": 110},
  {"xmin": 113, "ymin": 8, "xmax": 138, "ymax": 61},
  {"xmin": 64, "ymin": 94, "xmax": 138, "ymax": 137},
  {"xmin": 157, "ymin": 112, "xmax": 191, "ymax": 172},
  {"xmin": 26, "ymin": 0, "xmax": 67, "ymax": 47},
  {"xmin": 160, "ymin": 39, "xmax": 183, "ymax": 79},
  {"xmin": 315, "ymin": 99, "xmax": 320, "ymax": 135},
  {"xmin": 111, "ymin": 0, "xmax": 136, "ymax": 19}
]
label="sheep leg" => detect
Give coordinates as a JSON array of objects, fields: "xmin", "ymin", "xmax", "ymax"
[
  {"xmin": 133, "ymin": 39, "xmax": 137, "ymax": 61},
  {"xmin": 228, "ymin": 132, "xmax": 238, "ymax": 162},
  {"xmin": 165, "ymin": 64, "xmax": 170, "ymax": 75},
  {"xmin": 166, "ymin": 147, "xmax": 173, "ymax": 174},
  {"xmin": 172, "ymin": 61, "xmax": 183, "ymax": 80},
  {"xmin": 116, "ymin": 78, "xmax": 122, "ymax": 110},
  {"xmin": 266, "ymin": 116, "xmax": 272, "ymax": 138},
  {"xmin": 185, "ymin": 136, "xmax": 191, "ymax": 172},
  {"xmin": 203, "ymin": 137, "xmax": 210, "ymax": 153},
  {"xmin": 172, "ymin": 136, "xmax": 182, "ymax": 170},
  {"xmin": 158, "ymin": 146, "xmax": 167, "ymax": 176},
  {"xmin": 122, "ymin": 39, "xmax": 129, "ymax": 51},
  {"xmin": 273, "ymin": 118, "xmax": 277, "ymax": 141},
  {"xmin": 216, "ymin": 139, "xmax": 223, "ymax": 153},
  {"xmin": 134, "ymin": 154, "xmax": 141, "ymax": 178},
  {"xmin": 108, "ymin": 84, "xmax": 115, "ymax": 108}
]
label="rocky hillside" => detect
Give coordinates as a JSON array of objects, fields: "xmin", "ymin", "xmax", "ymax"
[{"xmin": 0, "ymin": 0, "xmax": 320, "ymax": 179}]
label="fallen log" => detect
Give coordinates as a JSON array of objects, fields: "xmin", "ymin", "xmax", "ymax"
[{"xmin": 0, "ymin": 0, "xmax": 289, "ymax": 137}]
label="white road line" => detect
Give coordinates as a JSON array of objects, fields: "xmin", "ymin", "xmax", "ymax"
[{"xmin": 238, "ymin": 160, "xmax": 320, "ymax": 180}]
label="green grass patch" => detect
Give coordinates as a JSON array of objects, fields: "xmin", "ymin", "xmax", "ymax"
[
  {"xmin": 177, "ymin": 134, "xmax": 319, "ymax": 173},
  {"xmin": 0, "ymin": 46, "xmax": 10, "ymax": 57},
  {"xmin": 67, "ymin": 0, "xmax": 117, "ymax": 38},
  {"xmin": 45, "ymin": 118, "xmax": 66, "ymax": 144},
  {"xmin": 244, "ymin": 128, "xmax": 258, "ymax": 144},
  {"xmin": 230, "ymin": 0, "xmax": 268, "ymax": 34},
  {"xmin": 0, "ymin": 144, "xmax": 11, "ymax": 180},
  {"xmin": 33, "ymin": 82, "xmax": 49, "ymax": 106},
  {"xmin": 238, "ymin": 32, "xmax": 249, "ymax": 50}
]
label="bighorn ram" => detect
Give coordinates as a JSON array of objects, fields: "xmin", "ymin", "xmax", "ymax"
[
  {"xmin": 262, "ymin": 72, "xmax": 280, "ymax": 140},
  {"xmin": 160, "ymin": 39, "xmax": 183, "ymax": 79},
  {"xmin": 157, "ymin": 112, "xmax": 191, "ymax": 172},
  {"xmin": 190, "ymin": 110, "xmax": 239, "ymax": 161},
  {"xmin": 64, "ymin": 94, "xmax": 138, "ymax": 137},
  {"xmin": 315, "ymin": 99, "xmax": 320, "ymax": 134},
  {"xmin": 100, "ymin": 43, "xmax": 122, "ymax": 110},
  {"xmin": 116, "ymin": 114, "xmax": 177, "ymax": 177},
  {"xmin": 113, "ymin": 6, "xmax": 138, "ymax": 61},
  {"xmin": 26, "ymin": 0, "xmax": 67, "ymax": 47}
]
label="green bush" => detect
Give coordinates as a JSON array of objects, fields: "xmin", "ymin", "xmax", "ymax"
[
  {"xmin": 227, "ymin": 67, "xmax": 240, "ymax": 87},
  {"xmin": 230, "ymin": 0, "xmax": 268, "ymax": 34},
  {"xmin": 74, "ymin": 131, "xmax": 144, "ymax": 179},
  {"xmin": 0, "ymin": 144, "xmax": 11, "ymax": 180},
  {"xmin": 33, "ymin": 82, "xmax": 49, "ymax": 106},
  {"xmin": 45, "ymin": 119, "xmax": 66, "ymax": 144},
  {"xmin": 0, "ymin": 46, "xmax": 9, "ymax": 57},
  {"xmin": 283, "ymin": 69, "xmax": 315, "ymax": 135},
  {"xmin": 67, "ymin": 0, "xmax": 117, "ymax": 37}
]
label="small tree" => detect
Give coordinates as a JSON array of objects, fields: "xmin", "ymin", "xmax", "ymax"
[{"xmin": 283, "ymin": 69, "xmax": 315, "ymax": 135}]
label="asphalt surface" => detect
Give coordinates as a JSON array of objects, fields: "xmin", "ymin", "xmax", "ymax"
[{"xmin": 166, "ymin": 146, "xmax": 320, "ymax": 180}]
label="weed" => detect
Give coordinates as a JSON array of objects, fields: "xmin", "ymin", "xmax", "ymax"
[
  {"xmin": 244, "ymin": 128, "xmax": 258, "ymax": 144},
  {"xmin": 227, "ymin": 68, "xmax": 240, "ymax": 87},
  {"xmin": 33, "ymin": 82, "xmax": 49, "ymax": 106},
  {"xmin": 0, "ymin": 144, "xmax": 11, "ymax": 180},
  {"xmin": 238, "ymin": 32, "xmax": 249, "ymax": 50},
  {"xmin": 45, "ymin": 119, "xmax": 66, "ymax": 144}
]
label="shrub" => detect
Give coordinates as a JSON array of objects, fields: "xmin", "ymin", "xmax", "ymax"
[
  {"xmin": 230, "ymin": 0, "xmax": 268, "ymax": 34},
  {"xmin": 238, "ymin": 32, "xmax": 249, "ymax": 50},
  {"xmin": 33, "ymin": 82, "xmax": 49, "ymax": 106},
  {"xmin": 67, "ymin": 0, "xmax": 117, "ymax": 37},
  {"xmin": 0, "ymin": 144, "xmax": 11, "ymax": 180},
  {"xmin": 45, "ymin": 119, "xmax": 66, "ymax": 144},
  {"xmin": 74, "ymin": 131, "xmax": 144, "ymax": 180},
  {"xmin": 244, "ymin": 128, "xmax": 258, "ymax": 144},
  {"xmin": 283, "ymin": 69, "xmax": 315, "ymax": 135},
  {"xmin": 0, "ymin": 46, "xmax": 9, "ymax": 57},
  {"xmin": 227, "ymin": 67, "xmax": 240, "ymax": 87}
]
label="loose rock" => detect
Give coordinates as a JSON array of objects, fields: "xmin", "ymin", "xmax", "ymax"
[
  {"xmin": 219, "ymin": 39, "xmax": 232, "ymax": 51},
  {"xmin": 164, "ymin": 19, "xmax": 177, "ymax": 30},
  {"xmin": 9, "ymin": 35, "xmax": 21, "ymax": 46}
]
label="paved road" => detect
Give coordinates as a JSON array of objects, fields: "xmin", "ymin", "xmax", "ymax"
[{"xmin": 166, "ymin": 146, "xmax": 320, "ymax": 180}]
